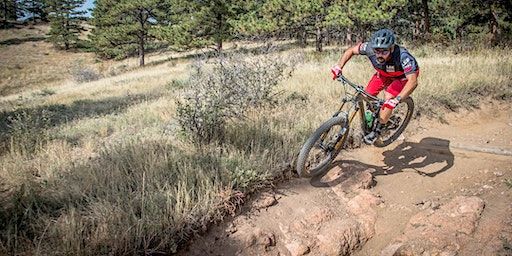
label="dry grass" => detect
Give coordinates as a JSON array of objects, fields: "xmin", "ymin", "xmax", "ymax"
[
  {"xmin": 0, "ymin": 29, "xmax": 511, "ymax": 255},
  {"xmin": 0, "ymin": 24, "xmax": 193, "ymax": 98}
]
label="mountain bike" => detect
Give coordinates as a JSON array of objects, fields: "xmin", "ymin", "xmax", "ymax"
[{"xmin": 296, "ymin": 75, "xmax": 414, "ymax": 177}]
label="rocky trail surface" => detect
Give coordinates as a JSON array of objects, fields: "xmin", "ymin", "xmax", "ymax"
[{"xmin": 181, "ymin": 103, "xmax": 512, "ymax": 256}]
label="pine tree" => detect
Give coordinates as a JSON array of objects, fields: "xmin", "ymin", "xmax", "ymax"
[
  {"xmin": 46, "ymin": 0, "xmax": 86, "ymax": 50},
  {"xmin": 425, "ymin": 0, "xmax": 511, "ymax": 45},
  {"xmin": 236, "ymin": 0, "xmax": 406, "ymax": 51},
  {"xmin": 20, "ymin": 0, "xmax": 49, "ymax": 22},
  {"xmin": 154, "ymin": 0, "xmax": 202, "ymax": 50},
  {"xmin": 230, "ymin": 0, "xmax": 274, "ymax": 38},
  {"xmin": 187, "ymin": 0, "xmax": 245, "ymax": 52},
  {"xmin": 90, "ymin": 0, "xmax": 167, "ymax": 66},
  {"xmin": 157, "ymin": 0, "xmax": 250, "ymax": 52},
  {"xmin": 1, "ymin": 0, "xmax": 19, "ymax": 28}
]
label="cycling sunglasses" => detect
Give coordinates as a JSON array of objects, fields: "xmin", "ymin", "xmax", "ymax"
[{"xmin": 374, "ymin": 48, "xmax": 391, "ymax": 55}]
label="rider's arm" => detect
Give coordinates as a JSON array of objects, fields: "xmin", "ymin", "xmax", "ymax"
[
  {"xmin": 397, "ymin": 52, "xmax": 419, "ymax": 100},
  {"xmin": 397, "ymin": 73, "xmax": 418, "ymax": 100},
  {"xmin": 336, "ymin": 44, "xmax": 361, "ymax": 70}
]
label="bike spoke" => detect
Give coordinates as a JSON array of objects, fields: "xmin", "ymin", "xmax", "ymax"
[
  {"xmin": 304, "ymin": 125, "xmax": 344, "ymax": 173},
  {"xmin": 379, "ymin": 102, "xmax": 410, "ymax": 142}
]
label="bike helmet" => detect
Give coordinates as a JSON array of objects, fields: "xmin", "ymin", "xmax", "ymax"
[{"xmin": 370, "ymin": 29, "xmax": 395, "ymax": 49}]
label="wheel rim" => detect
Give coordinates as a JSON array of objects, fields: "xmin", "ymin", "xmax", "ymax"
[
  {"xmin": 303, "ymin": 123, "xmax": 345, "ymax": 175},
  {"xmin": 379, "ymin": 101, "xmax": 411, "ymax": 142}
]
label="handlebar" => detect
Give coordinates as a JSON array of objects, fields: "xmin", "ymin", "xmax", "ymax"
[{"xmin": 336, "ymin": 75, "xmax": 381, "ymax": 102}]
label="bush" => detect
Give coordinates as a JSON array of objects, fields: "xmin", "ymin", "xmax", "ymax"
[
  {"xmin": 176, "ymin": 51, "xmax": 300, "ymax": 144},
  {"xmin": 5, "ymin": 110, "xmax": 51, "ymax": 154},
  {"xmin": 69, "ymin": 60, "xmax": 102, "ymax": 83}
]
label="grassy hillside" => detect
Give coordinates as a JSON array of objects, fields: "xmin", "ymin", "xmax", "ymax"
[{"xmin": 0, "ymin": 26, "xmax": 511, "ymax": 255}]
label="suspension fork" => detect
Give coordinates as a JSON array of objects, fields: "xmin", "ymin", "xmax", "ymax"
[
  {"xmin": 357, "ymin": 97, "xmax": 372, "ymax": 133},
  {"xmin": 317, "ymin": 97, "xmax": 350, "ymax": 144},
  {"xmin": 332, "ymin": 98, "xmax": 362, "ymax": 151}
]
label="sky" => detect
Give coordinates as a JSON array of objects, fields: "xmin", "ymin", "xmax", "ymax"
[
  {"xmin": 20, "ymin": 0, "xmax": 95, "ymax": 20},
  {"xmin": 78, "ymin": 0, "xmax": 95, "ymax": 17}
]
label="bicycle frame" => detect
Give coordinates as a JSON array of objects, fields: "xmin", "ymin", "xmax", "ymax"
[
  {"xmin": 325, "ymin": 75, "xmax": 384, "ymax": 151},
  {"xmin": 337, "ymin": 76, "xmax": 383, "ymax": 125}
]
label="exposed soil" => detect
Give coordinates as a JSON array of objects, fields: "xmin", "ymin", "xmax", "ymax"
[{"xmin": 181, "ymin": 102, "xmax": 512, "ymax": 256}]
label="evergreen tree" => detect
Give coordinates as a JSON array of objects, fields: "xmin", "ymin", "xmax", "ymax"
[
  {"xmin": 182, "ymin": 0, "xmax": 245, "ymax": 52},
  {"xmin": 231, "ymin": 0, "xmax": 275, "ymax": 38},
  {"xmin": 21, "ymin": 0, "xmax": 49, "ymax": 22},
  {"xmin": 234, "ymin": 0, "xmax": 329, "ymax": 49},
  {"xmin": 426, "ymin": 0, "xmax": 511, "ymax": 45},
  {"xmin": 239, "ymin": 0, "xmax": 406, "ymax": 51},
  {"xmin": 155, "ymin": 0, "xmax": 205, "ymax": 50},
  {"xmin": 90, "ymin": 0, "xmax": 167, "ymax": 66},
  {"xmin": 1, "ymin": 0, "xmax": 19, "ymax": 28},
  {"xmin": 46, "ymin": 0, "xmax": 86, "ymax": 50}
]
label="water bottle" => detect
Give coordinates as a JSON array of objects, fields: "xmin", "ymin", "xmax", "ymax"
[{"xmin": 365, "ymin": 110, "xmax": 374, "ymax": 128}]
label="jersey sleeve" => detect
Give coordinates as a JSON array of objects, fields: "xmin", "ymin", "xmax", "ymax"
[
  {"xmin": 400, "ymin": 53, "xmax": 418, "ymax": 75},
  {"xmin": 358, "ymin": 42, "xmax": 370, "ymax": 56}
]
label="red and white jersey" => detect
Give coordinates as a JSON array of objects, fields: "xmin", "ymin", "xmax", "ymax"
[{"xmin": 358, "ymin": 42, "xmax": 419, "ymax": 78}]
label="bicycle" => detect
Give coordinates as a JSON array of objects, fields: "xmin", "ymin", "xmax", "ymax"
[{"xmin": 296, "ymin": 75, "xmax": 415, "ymax": 177}]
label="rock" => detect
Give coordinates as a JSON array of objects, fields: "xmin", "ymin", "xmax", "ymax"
[
  {"xmin": 353, "ymin": 170, "xmax": 375, "ymax": 190},
  {"xmin": 285, "ymin": 240, "xmax": 310, "ymax": 256},
  {"xmin": 305, "ymin": 208, "xmax": 334, "ymax": 226},
  {"xmin": 232, "ymin": 227, "xmax": 276, "ymax": 253},
  {"xmin": 316, "ymin": 219, "xmax": 367, "ymax": 256},
  {"xmin": 225, "ymin": 223, "xmax": 237, "ymax": 234},
  {"xmin": 331, "ymin": 169, "xmax": 375, "ymax": 196},
  {"xmin": 244, "ymin": 228, "xmax": 276, "ymax": 249},
  {"xmin": 494, "ymin": 171, "xmax": 504, "ymax": 177},
  {"xmin": 253, "ymin": 192, "xmax": 278, "ymax": 210},
  {"xmin": 312, "ymin": 192, "xmax": 380, "ymax": 255},
  {"xmin": 380, "ymin": 243, "xmax": 402, "ymax": 256},
  {"xmin": 382, "ymin": 196, "xmax": 485, "ymax": 256}
]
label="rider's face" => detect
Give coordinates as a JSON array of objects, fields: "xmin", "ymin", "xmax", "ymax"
[{"xmin": 375, "ymin": 48, "xmax": 392, "ymax": 63}]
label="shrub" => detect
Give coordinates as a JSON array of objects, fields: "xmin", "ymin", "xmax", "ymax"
[
  {"xmin": 69, "ymin": 60, "xmax": 102, "ymax": 83},
  {"xmin": 176, "ymin": 51, "xmax": 300, "ymax": 144},
  {"xmin": 32, "ymin": 88, "xmax": 56, "ymax": 97},
  {"xmin": 5, "ymin": 110, "xmax": 51, "ymax": 154}
]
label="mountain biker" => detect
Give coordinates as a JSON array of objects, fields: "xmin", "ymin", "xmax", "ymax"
[{"xmin": 331, "ymin": 28, "xmax": 419, "ymax": 145}]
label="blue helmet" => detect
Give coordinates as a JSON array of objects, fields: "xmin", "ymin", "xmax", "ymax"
[{"xmin": 370, "ymin": 29, "xmax": 395, "ymax": 49}]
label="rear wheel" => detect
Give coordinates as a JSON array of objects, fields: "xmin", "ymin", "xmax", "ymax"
[
  {"xmin": 374, "ymin": 97, "xmax": 414, "ymax": 147},
  {"xmin": 296, "ymin": 116, "xmax": 349, "ymax": 177}
]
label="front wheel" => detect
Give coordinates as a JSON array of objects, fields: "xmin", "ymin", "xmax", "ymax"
[
  {"xmin": 374, "ymin": 97, "xmax": 414, "ymax": 147},
  {"xmin": 296, "ymin": 116, "xmax": 349, "ymax": 177}
]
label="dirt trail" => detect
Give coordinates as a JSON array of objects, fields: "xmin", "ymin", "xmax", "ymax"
[{"xmin": 182, "ymin": 102, "xmax": 512, "ymax": 256}]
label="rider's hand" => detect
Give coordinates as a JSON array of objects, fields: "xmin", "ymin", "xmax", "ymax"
[
  {"xmin": 382, "ymin": 98, "xmax": 400, "ymax": 110},
  {"xmin": 331, "ymin": 65, "xmax": 342, "ymax": 80}
]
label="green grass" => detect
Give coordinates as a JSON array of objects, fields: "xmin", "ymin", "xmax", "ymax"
[
  {"xmin": 505, "ymin": 179, "xmax": 512, "ymax": 189},
  {"xmin": 0, "ymin": 44, "xmax": 511, "ymax": 255}
]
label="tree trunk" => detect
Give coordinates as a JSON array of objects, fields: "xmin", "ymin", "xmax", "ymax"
[
  {"xmin": 216, "ymin": 39, "xmax": 222, "ymax": 52},
  {"xmin": 345, "ymin": 28, "xmax": 353, "ymax": 45},
  {"xmin": 489, "ymin": 4, "xmax": 499, "ymax": 45},
  {"xmin": 298, "ymin": 27, "xmax": 307, "ymax": 47},
  {"xmin": 315, "ymin": 25, "xmax": 323, "ymax": 52},
  {"xmin": 2, "ymin": 1, "xmax": 7, "ymax": 29},
  {"xmin": 65, "ymin": 18, "xmax": 69, "ymax": 50},
  {"xmin": 315, "ymin": 15, "xmax": 323, "ymax": 52},
  {"xmin": 139, "ymin": 34, "xmax": 145, "ymax": 66},
  {"xmin": 216, "ymin": 11, "xmax": 223, "ymax": 52},
  {"xmin": 414, "ymin": 20, "xmax": 420, "ymax": 40},
  {"xmin": 421, "ymin": 0, "xmax": 431, "ymax": 38},
  {"xmin": 138, "ymin": 9, "xmax": 145, "ymax": 66}
]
